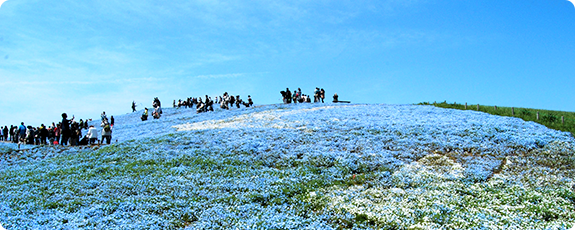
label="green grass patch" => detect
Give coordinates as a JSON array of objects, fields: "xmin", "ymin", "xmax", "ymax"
[{"xmin": 420, "ymin": 101, "xmax": 575, "ymax": 136}]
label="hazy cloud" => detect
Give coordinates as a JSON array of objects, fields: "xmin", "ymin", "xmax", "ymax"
[{"xmin": 197, "ymin": 73, "xmax": 244, "ymax": 79}]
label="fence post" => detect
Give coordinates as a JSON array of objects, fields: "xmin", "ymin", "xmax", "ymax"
[
  {"xmin": 562, "ymin": 116, "xmax": 565, "ymax": 124},
  {"xmin": 465, "ymin": 103, "xmax": 467, "ymax": 109},
  {"xmin": 537, "ymin": 112, "xmax": 539, "ymax": 120},
  {"xmin": 494, "ymin": 105, "xmax": 497, "ymax": 110},
  {"xmin": 477, "ymin": 104, "xmax": 479, "ymax": 111},
  {"xmin": 512, "ymin": 107, "xmax": 515, "ymax": 116}
]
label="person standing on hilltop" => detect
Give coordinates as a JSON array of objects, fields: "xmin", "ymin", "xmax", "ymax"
[
  {"xmin": 2, "ymin": 126, "xmax": 7, "ymax": 141},
  {"xmin": 110, "ymin": 116, "xmax": 115, "ymax": 127},
  {"xmin": 320, "ymin": 88, "xmax": 325, "ymax": 103},
  {"xmin": 48, "ymin": 126, "xmax": 55, "ymax": 146},
  {"xmin": 286, "ymin": 88, "xmax": 292, "ymax": 103},
  {"xmin": 314, "ymin": 87, "xmax": 320, "ymax": 103},
  {"xmin": 141, "ymin": 108, "xmax": 149, "ymax": 121},
  {"xmin": 153, "ymin": 97, "xmax": 162, "ymax": 114},
  {"xmin": 60, "ymin": 113, "xmax": 75, "ymax": 146},
  {"xmin": 132, "ymin": 101, "xmax": 137, "ymax": 112},
  {"xmin": 101, "ymin": 111, "xmax": 107, "ymax": 121},
  {"xmin": 86, "ymin": 125, "xmax": 98, "ymax": 144},
  {"xmin": 17, "ymin": 122, "xmax": 26, "ymax": 144},
  {"xmin": 9, "ymin": 126, "xmax": 15, "ymax": 143},
  {"xmin": 11, "ymin": 125, "xmax": 17, "ymax": 143},
  {"xmin": 53, "ymin": 123, "xmax": 60, "ymax": 145},
  {"xmin": 25, "ymin": 126, "xmax": 34, "ymax": 145},
  {"xmin": 70, "ymin": 122, "xmax": 80, "ymax": 146},
  {"xmin": 247, "ymin": 95, "xmax": 253, "ymax": 107},
  {"xmin": 101, "ymin": 119, "xmax": 112, "ymax": 145},
  {"xmin": 39, "ymin": 124, "xmax": 48, "ymax": 145}
]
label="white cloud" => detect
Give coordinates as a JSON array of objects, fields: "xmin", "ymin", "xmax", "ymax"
[
  {"xmin": 0, "ymin": 0, "xmax": 7, "ymax": 8},
  {"xmin": 196, "ymin": 73, "xmax": 244, "ymax": 79}
]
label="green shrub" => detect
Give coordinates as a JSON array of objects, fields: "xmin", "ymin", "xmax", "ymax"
[{"xmin": 542, "ymin": 114, "xmax": 558, "ymax": 123}]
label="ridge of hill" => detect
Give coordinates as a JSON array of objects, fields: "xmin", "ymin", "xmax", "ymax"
[{"xmin": 0, "ymin": 104, "xmax": 574, "ymax": 229}]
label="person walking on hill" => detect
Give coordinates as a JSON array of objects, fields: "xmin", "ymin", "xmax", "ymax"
[
  {"xmin": 132, "ymin": 101, "xmax": 137, "ymax": 112},
  {"xmin": 60, "ymin": 113, "xmax": 74, "ymax": 146}
]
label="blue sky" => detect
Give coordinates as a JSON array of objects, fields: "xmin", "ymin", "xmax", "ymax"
[{"xmin": 1, "ymin": 0, "xmax": 574, "ymax": 126}]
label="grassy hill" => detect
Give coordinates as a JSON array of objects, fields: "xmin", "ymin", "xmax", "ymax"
[
  {"xmin": 1, "ymin": 104, "xmax": 574, "ymax": 229},
  {"xmin": 421, "ymin": 101, "xmax": 575, "ymax": 137}
]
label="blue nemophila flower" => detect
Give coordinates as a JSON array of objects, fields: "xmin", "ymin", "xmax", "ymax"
[{"xmin": 1, "ymin": 104, "xmax": 573, "ymax": 229}]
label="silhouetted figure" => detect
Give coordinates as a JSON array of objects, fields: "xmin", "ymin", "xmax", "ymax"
[{"xmin": 60, "ymin": 113, "xmax": 74, "ymax": 146}]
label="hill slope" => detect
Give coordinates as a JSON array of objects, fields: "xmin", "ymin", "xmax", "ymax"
[{"xmin": 1, "ymin": 104, "xmax": 574, "ymax": 229}]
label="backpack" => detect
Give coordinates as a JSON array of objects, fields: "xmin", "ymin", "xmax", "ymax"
[{"xmin": 104, "ymin": 125, "xmax": 111, "ymax": 132}]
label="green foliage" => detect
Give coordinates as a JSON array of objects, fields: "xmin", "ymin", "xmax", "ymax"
[
  {"xmin": 420, "ymin": 101, "xmax": 575, "ymax": 136},
  {"xmin": 542, "ymin": 114, "xmax": 558, "ymax": 123}
]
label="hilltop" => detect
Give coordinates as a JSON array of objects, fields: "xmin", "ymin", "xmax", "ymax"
[{"xmin": 0, "ymin": 104, "xmax": 574, "ymax": 229}]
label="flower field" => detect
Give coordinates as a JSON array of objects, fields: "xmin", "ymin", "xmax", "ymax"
[{"xmin": 0, "ymin": 104, "xmax": 574, "ymax": 229}]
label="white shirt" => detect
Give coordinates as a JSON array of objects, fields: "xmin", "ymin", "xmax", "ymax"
[{"xmin": 87, "ymin": 127, "xmax": 98, "ymax": 139}]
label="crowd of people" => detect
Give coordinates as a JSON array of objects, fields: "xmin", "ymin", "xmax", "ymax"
[
  {"xmin": 281, "ymin": 87, "xmax": 326, "ymax": 104},
  {"xmin": 280, "ymin": 87, "xmax": 348, "ymax": 104},
  {"xmin": 1, "ymin": 111, "xmax": 115, "ymax": 149},
  {"xmin": 2, "ymin": 89, "xmax": 341, "ymax": 149},
  {"xmin": 171, "ymin": 93, "xmax": 254, "ymax": 115}
]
